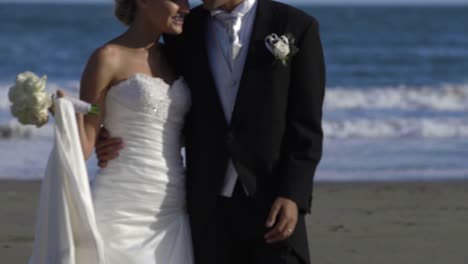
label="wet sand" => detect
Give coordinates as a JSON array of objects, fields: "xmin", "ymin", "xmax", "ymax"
[{"xmin": 1, "ymin": 180, "xmax": 468, "ymax": 264}]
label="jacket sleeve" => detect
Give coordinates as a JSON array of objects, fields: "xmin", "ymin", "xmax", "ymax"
[{"xmin": 277, "ymin": 20, "xmax": 326, "ymax": 214}]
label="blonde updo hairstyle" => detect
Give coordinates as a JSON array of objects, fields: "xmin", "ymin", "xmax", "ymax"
[{"xmin": 115, "ymin": 0, "xmax": 137, "ymax": 26}]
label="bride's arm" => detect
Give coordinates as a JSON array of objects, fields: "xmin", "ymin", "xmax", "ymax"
[{"xmin": 76, "ymin": 47, "xmax": 118, "ymax": 160}]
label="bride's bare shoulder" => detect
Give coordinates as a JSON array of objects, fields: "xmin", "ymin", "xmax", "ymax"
[
  {"xmin": 78, "ymin": 45, "xmax": 126, "ymax": 99},
  {"xmin": 81, "ymin": 43, "xmax": 130, "ymax": 87},
  {"xmin": 87, "ymin": 43, "xmax": 124, "ymax": 71}
]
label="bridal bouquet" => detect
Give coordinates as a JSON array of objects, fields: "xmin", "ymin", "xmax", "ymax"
[{"xmin": 8, "ymin": 71, "xmax": 99, "ymax": 128}]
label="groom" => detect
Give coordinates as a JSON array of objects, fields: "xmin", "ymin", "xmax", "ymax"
[{"xmin": 96, "ymin": 0, "xmax": 325, "ymax": 263}]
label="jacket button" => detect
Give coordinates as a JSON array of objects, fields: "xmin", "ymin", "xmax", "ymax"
[{"xmin": 226, "ymin": 132, "xmax": 234, "ymax": 143}]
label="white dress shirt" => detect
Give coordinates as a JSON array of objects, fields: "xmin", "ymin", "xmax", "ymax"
[{"xmin": 207, "ymin": 0, "xmax": 258, "ymax": 197}]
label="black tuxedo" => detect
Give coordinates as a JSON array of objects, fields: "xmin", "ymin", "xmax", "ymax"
[{"xmin": 165, "ymin": 0, "xmax": 325, "ymax": 263}]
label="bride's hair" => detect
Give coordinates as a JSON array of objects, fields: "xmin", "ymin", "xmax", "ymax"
[{"xmin": 115, "ymin": 0, "xmax": 137, "ymax": 26}]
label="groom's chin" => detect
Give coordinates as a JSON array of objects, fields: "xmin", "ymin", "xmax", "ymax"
[
  {"xmin": 201, "ymin": 3, "xmax": 212, "ymax": 10},
  {"xmin": 201, "ymin": 0, "xmax": 216, "ymax": 10}
]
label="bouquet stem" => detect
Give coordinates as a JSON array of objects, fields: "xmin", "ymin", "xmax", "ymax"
[{"xmin": 52, "ymin": 94, "xmax": 100, "ymax": 116}]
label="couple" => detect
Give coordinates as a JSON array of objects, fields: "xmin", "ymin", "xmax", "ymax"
[{"xmin": 32, "ymin": 0, "xmax": 325, "ymax": 263}]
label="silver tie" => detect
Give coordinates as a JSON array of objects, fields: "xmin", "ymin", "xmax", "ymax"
[{"xmin": 212, "ymin": 10, "xmax": 243, "ymax": 63}]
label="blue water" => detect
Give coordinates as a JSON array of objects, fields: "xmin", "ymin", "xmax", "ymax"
[{"xmin": 1, "ymin": 3, "xmax": 467, "ymax": 181}]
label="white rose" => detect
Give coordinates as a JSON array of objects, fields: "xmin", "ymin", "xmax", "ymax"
[
  {"xmin": 265, "ymin": 34, "xmax": 292, "ymax": 66},
  {"xmin": 33, "ymin": 108, "xmax": 50, "ymax": 128},
  {"xmin": 16, "ymin": 109, "xmax": 34, "ymax": 125},
  {"xmin": 15, "ymin": 71, "xmax": 47, "ymax": 94},
  {"xmin": 10, "ymin": 104, "xmax": 25, "ymax": 118},
  {"xmin": 30, "ymin": 92, "xmax": 53, "ymax": 109},
  {"xmin": 8, "ymin": 85, "xmax": 23, "ymax": 103},
  {"xmin": 9, "ymin": 72, "xmax": 47, "ymax": 103},
  {"xmin": 13, "ymin": 106, "xmax": 48, "ymax": 127},
  {"xmin": 272, "ymin": 40, "xmax": 290, "ymax": 59},
  {"xmin": 16, "ymin": 71, "xmax": 36, "ymax": 83}
]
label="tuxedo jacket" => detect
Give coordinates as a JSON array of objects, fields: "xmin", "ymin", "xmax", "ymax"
[{"xmin": 165, "ymin": 0, "xmax": 325, "ymax": 262}]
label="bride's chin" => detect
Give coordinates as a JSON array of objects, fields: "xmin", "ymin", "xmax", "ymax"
[{"xmin": 166, "ymin": 26, "xmax": 184, "ymax": 35}]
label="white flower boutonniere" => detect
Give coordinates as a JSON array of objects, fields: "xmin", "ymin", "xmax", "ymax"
[{"xmin": 265, "ymin": 33, "xmax": 299, "ymax": 66}]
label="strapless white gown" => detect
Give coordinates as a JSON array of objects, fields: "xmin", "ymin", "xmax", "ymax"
[
  {"xmin": 29, "ymin": 73, "xmax": 194, "ymax": 264},
  {"xmin": 94, "ymin": 73, "xmax": 193, "ymax": 263}
]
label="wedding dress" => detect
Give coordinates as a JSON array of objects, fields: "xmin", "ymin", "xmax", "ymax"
[{"xmin": 29, "ymin": 73, "xmax": 194, "ymax": 264}]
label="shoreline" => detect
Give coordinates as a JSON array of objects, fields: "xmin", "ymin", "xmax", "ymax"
[{"xmin": 1, "ymin": 180, "xmax": 468, "ymax": 263}]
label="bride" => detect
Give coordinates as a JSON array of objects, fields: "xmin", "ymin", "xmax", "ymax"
[{"xmin": 29, "ymin": 0, "xmax": 193, "ymax": 263}]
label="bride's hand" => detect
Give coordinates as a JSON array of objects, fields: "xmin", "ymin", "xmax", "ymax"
[
  {"xmin": 56, "ymin": 89, "xmax": 66, "ymax": 98},
  {"xmin": 49, "ymin": 89, "xmax": 67, "ymax": 116}
]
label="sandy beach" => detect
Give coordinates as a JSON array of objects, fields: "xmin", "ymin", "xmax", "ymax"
[{"xmin": 1, "ymin": 180, "xmax": 467, "ymax": 264}]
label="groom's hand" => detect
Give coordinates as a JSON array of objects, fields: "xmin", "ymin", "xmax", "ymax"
[
  {"xmin": 95, "ymin": 127, "xmax": 124, "ymax": 168},
  {"xmin": 264, "ymin": 197, "xmax": 298, "ymax": 243}
]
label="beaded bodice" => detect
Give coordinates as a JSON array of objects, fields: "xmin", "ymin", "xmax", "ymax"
[
  {"xmin": 101, "ymin": 73, "xmax": 191, "ymax": 171},
  {"xmin": 105, "ymin": 73, "xmax": 190, "ymax": 121}
]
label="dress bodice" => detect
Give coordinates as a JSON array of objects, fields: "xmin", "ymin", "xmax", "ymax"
[
  {"xmin": 105, "ymin": 73, "xmax": 190, "ymax": 123},
  {"xmin": 103, "ymin": 73, "xmax": 190, "ymax": 167},
  {"xmin": 95, "ymin": 73, "xmax": 191, "ymax": 198}
]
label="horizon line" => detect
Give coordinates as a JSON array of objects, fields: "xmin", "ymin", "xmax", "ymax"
[{"xmin": 1, "ymin": 1, "xmax": 468, "ymax": 6}]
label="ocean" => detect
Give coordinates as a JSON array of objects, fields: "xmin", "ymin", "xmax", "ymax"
[{"xmin": 1, "ymin": 3, "xmax": 467, "ymax": 181}]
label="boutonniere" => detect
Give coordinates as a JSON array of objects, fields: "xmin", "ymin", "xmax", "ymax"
[{"xmin": 264, "ymin": 33, "xmax": 299, "ymax": 66}]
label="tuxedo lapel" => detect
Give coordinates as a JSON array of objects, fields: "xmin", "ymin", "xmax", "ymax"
[{"xmin": 230, "ymin": 0, "xmax": 273, "ymax": 128}]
